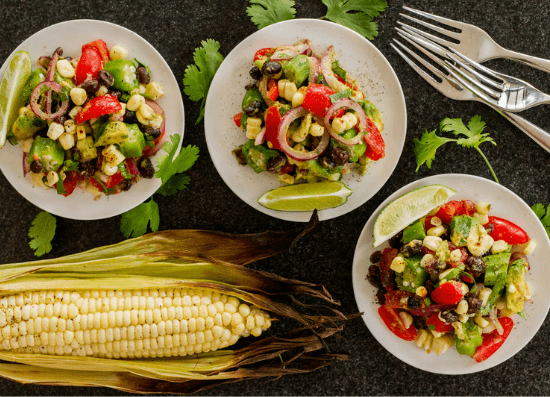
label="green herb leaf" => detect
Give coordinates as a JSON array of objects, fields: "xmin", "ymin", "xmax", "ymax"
[
  {"xmin": 120, "ymin": 198, "xmax": 160, "ymax": 239},
  {"xmin": 532, "ymin": 203, "xmax": 550, "ymax": 238},
  {"xmin": 329, "ymin": 88, "xmax": 352, "ymax": 103},
  {"xmin": 183, "ymin": 39, "xmax": 224, "ymax": 123},
  {"xmin": 441, "ymin": 116, "xmax": 495, "ymax": 148},
  {"xmin": 517, "ymin": 311, "xmax": 528, "ymax": 320},
  {"xmin": 427, "ymin": 324, "xmax": 435, "ymax": 331},
  {"xmin": 156, "ymin": 174, "xmax": 192, "ymax": 197},
  {"xmin": 532, "ymin": 203, "xmax": 546, "ymax": 219},
  {"xmin": 322, "ymin": 0, "xmax": 388, "ymax": 40},
  {"xmin": 247, "ymin": 0, "xmax": 296, "ymax": 29},
  {"xmin": 156, "ymin": 135, "xmax": 199, "ymax": 185},
  {"xmin": 332, "ymin": 61, "xmax": 347, "ymax": 79},
  {"xmin": 28, "ymin": 212, "xmax": 56, "ymax": 257},
  {"xmin": 413, "ymin": 129, "xmax": 455, "ymax": 171}
]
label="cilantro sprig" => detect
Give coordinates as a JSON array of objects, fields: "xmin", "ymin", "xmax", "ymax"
[
  {"xmin": 183, "ymin": 39, "xmax": 224, "ymax": 124},
  {"xmin": 414, "ymin": 115, "xmax": 499, "ymax": 183},
  {"xmin": 28, "ymin": 211, "xmax": 56, "ymax": 257},
  {"xmin": 532, "ymin": 203, "xmax": 550, "ymax": 239},
  {"xmin": 321, "ymin": 0, "xmax": 388, "ymax": 40},
  {"xmin": 247, "ymin": 0, "xmax": 296, "ymax": 29}
]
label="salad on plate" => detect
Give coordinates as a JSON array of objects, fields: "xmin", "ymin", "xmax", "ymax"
[
  {"xmin": 368, "ymin": 198, "xmax": 536, "ymax": 362},
  {"xmin": 6, "ymin": 39, "xmax": 166, "ymax": 198},
  {"xmin": 232, "ymin": 40, "xmax": 385, "ymax": 185}
]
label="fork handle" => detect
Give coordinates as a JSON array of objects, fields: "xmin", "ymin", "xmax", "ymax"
[
  {"xmin": 499, "ymin": 110, "xmax": 550, "ymax": 153},
  {"xmin": 493, "ymin": 47, "xmax": 550, "ymax": 74}
]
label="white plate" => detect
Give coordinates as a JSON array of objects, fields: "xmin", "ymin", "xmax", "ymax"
[
  {"xmin": 352, "ymin": 174, "xmax": 550, "ymax": 374},
  {"xmin": 0, "ymin": 20, "xmax": 184, "ymax": 220},
  {"xmin": 204, "ymin": 19, "xmax": 406, "ymax": 222}
]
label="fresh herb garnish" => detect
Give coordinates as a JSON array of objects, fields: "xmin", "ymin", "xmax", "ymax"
[
  {"xmin": 28, "ymin": 211, "xmax": 56, "ymax": 257},
  {"xmin": 427, "ymin": 324, "xmax": 436, "ymax": 331},
  {"xmin": 183, "ymin": 39, "xmax": 224, "ymax": 124},
  {"xmin": 246, "ymin": 0, "xmax": 296, "ymax": 29},
  {"xmin": 518, "ymin": 311, "xmax": 528, "ymax": 320},
  {"xmin": 120, "ymin": 198, "xmax": 160, "ymax": 239},
  {"xmin": 321, "ymin": 0, "xmax": 388, "ymax": 40},
  {"xmin": 414, "ymin": 116, "xmax": 499, "ymax": 183},
  {"xmin": 532, "ymin": 203, "xmax": 550, "ymax": 239},
  {"xmin": 332, "ymin": 60, "xmax": 347, "ymax": 79},
  {"xmin": 329, "ymin": 88, "xmax": 352, "ymax": 103}
]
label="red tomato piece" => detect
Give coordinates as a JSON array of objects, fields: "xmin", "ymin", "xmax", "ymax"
[
  {"xmin": 267, "ymin": 79, "xmax": 278, "ymax": 101},
  {"xmin": 487, "ymin": 216, "xmax": 530, "ymax": 245},
  {"xmin": 74, "ymin": 46, "xmax": 102, "ymax": 86},
  {"xmin": 75, "ymin": 95, "xmax": 122, "ymax": 125},
  {"xmin": 458, "ymin": 200, "xmax": 475, "ymax": 216},
  {"xmin": 125, "ymin": 159, "xmax": 140, "ymax": 176},
  {"xmin": 436, "ymin": 200, "xmax": 463, "ymax": 224},
  {"xmin": 233, "ymin": 112, "xmax": 243, "ymax": 128},
  {"xmin": 379, "ymin": 248, "xmax": 399, "ymax": 291},
  {"xmin": 430, "ymin": 281, "xmax": 465, "ymax": 305},
  {"xmin": 58, "ymin": 171, "xmax": 82, "ymax": 197},
  {"xmin": 265, "ymin": 106, "xmax": 282, "ymax": 149},
  {"xmin": 447, "ymin": 243, "xmax": 469, "ymax": 268},
  {"xmin": 384, "ymin": 290, "xmax": 413, "ymax": 309},
  {"xmin": 473, "ymin": 317, "xmax": 514, "ymax": 362},
  {"xmin": 83, "ymin": 39, "xmax": 110, "ymax": 63},
  {"xmin": 424, "ymin": 215, "xmax": 435, "ymax": 230},
  {"xmin": 279, "ymin": 162, "xmax": 294, "ymax": 175},
  {"xmin": 89, "ymin": 176, "xmax": 104, "ymax": 192},
  {"xmin": 364, "ymin": 118, "xmax": 385, "ymax": 160},
  {"xmin": 253, "ymin": 47, "xmax": 275, "ymax": 61},
  {"xmin": 378, "ymin": 306, "xmax": 417, "ymax": 341},
  {"xmin": 335, "ymin": 74, "xmax": 357, "ymax": 91},
  {"xmin": 301, "ymin": 84, "xmax": 335, "ymax": 117},
  {"xmin": 104, "ymin": 171, "xmax": 124, "ymax": 189},
  {"xmin": 426, "ymin": 313, "xmax": 454, "ymax": 333}
]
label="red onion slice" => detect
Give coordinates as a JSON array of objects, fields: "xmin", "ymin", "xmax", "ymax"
[
  {"xmin": 277, "ymin": 107, "xmax": 329, "ymax": 161},
  {"xmin": 320, "ymin": 46, "xmax": 348, "ymax": 93},
  {"xmin": 30, "ymin": 81, "xmax": 69, "ymax": 120},
  {"xmin": 254, "ymin": 127, "xmax": 267, "ymax": 146},
  {"xmin": 23, "ymin": 152, "xmax": 30, "ymax": 177},
  {"xmin": 44, "ymin": 52, "xmax": 59, "ymax": 115},
  {"xmin": 308, "ymin": 57, "xmax": 320, "ymax": 84},
  {"xmin": 37, "ymin": 56, "xmax": 51, "ymax": 73},
  {"xmin": 323, "ymin": 99, "xmax": 366, "ymax": 146},
  {"xmin": 258, "ymin": 77, "xmax": 275, "ymax": 107},
  {"xmin": 489, "ymin": 306, "xmax": 504, "ymax": 336},
  {"xmin": 271, "ymin": 49, "xmax": 298, "ymax": 61},
  {"xmin": 145, "ymin": 99, "xmax": 166, "ymax": 134},
  {"xmin": 294, "ymin": 39, "xmax": 312, "ymax": 55}
]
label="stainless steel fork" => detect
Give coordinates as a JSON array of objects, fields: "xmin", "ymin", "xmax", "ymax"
[
  {"xmin": 400, "ymin": 6, "xmax": 550, "ymax": 73},
  {"xmin": 391, "ymin": 34, "xmax": 550, "ymax": 153}
]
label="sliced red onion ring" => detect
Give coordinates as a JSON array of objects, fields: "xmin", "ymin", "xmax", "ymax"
[
  {"xmin": 294, "ymin": 39, "xmax": 312, "ymax": 56},
  {"xmin": 145, "ymin": 99, "xmax": 166, "ymax": 134},
  {"xmin": 258, "ymin": 77, "xmax": 275, "ymax": 107},
  {"xmin": 23, "ymin": 153, "xmax": 30, "ymax": 177},
  {"xmin": 44, "ymin": 52, "xmax": 59, "ymax": 115},
  {"xmin": 320, "ymin": 46, "xmax": 348, "ymax": 93},
  {"xmin": 323, "ymin": 99, "xmax": 366, "ymax": 146},
  {"xmin": 37, "ymin": 56, "xmax": 51, "ymax": 73},
  {"xmin": 30, "ymin": 81, "xmax": 69, "ymax": 120},
  {"xmin": 277, "ymin": 107, "xmax": 329, "ymax": 161},
  {"xmin": 489, "ymin": 306, "xmax": 504, "ymax": 336},
  {"xmin": 308, "ymin": 57, "xmax": 320, "ymax": 84},
  {"xmin": 271, "ymin": 47, "xmax": 298, "ymax": 61},
  {"xmin": 254, "ymin": 127, "xmax": 267, "ymax": 146}
]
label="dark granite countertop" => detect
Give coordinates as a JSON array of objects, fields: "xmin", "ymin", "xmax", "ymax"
[{"xmin": 1, "ymin": 0, "xmax": 550, "ymax": 395}]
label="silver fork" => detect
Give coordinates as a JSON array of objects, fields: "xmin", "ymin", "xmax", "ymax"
[
  {"xmin": 390, "ymin": 34, "xmax": 550, "ymax": 154},
  {"xmin": 400, "ymin": 6, "xmax": 550, "ymax": 74}
]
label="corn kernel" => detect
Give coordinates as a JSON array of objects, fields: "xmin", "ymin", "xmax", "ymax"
[
  {"xmin": 491, "ymin": 240, "xmax": 509, "ymax": 254},
  {"xmin": 70, "ymin": 88, "xmax": 87, "ymax": 106},
  {"xmin": 475, "ymin": 202, "xmax": 491, "ymax": 214},
  {"xmin": 47, "ymin": 122, "xmax": 64, "ymax": 140},
  {"xmin": 57, "ymin": 59, "xmax": 75, "ymax": 78},
  {"xmin": 45, "ymin": 171, "xmax": 59, "ymax": 187},
  {"xmin": 145, "ymin": 82, "xmax": 164, "ymax": 101},
  {"xmin": 110, "ymin": 44, "xmax": 128, "ymax": 60},
  {"xmin": 390, "ymin": 256, "xmax": 406, "ymax": 273},
  {"xmin": 523, "ymin": 240, "xmax": 537, "ymax": 255},
  {"xmin": 58, "ymin": 133, "xmax": 75, "ymax": 150},
  {"xmin": 127, "ymin": 95, "xmax": 145, "ymax": 112}
]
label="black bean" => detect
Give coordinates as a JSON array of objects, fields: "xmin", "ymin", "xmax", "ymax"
[
  {"xmin": 485, "ymin": 223, "xmax": 494, "ymax": 234},
  {"xmin": 54, "ymin": 47, "xmax": 63, "ymax": 57},
  {"xmin": 108, "ymin": 89, "xmax": 122, "ymax": 100},
  {"xmin": 232, "ymin": 146, "xmax": 247, "ymax": 166},
  {"xmin": 143, "ymin": 126, "xmax": 161, "ymax": 140},
  {"xmin": 120, "ymin": 179, "xmax": 133, "ymax": 191},
  {"xmin": 319, "ymin": 154, "xmax": 335, "ymax": 169},
  {"xmin": 30, "ymin": 160, "xmax": 43, "ymax": 173},
  {"xmin": 261, "ymin": 61, "xmax": 282, "ymax": 78},
  {"xmin": 98, "ymin": 69, "xmax": 114, "ymax": 87},
  {"xmin": 64, "ymin": 56, "xmax": 72, "ymax": 62},
  {"xmin": 136, "ymin": 66, "xmax": 150, "ymax": 85},
  {"xmin": 80, "ymin": 79, "xmax": 99, "ymax": 97},
  {"xmin": 424, "ymin": 279, "xmax": 435, "ymax": 295},
  {"xmin": 54, "ymin": 114, "xmax": 68, "ymax": 126},
  {"xmin": 249, "ymin": 66, "xmax": 262, "ymax": 80},
  {"xmin": 467, "ymin": 297, "xmax": 483, "ymax": 314},
  {"xmin": 123, "ymin": 109, "xmax": 138, "ymax": 124},
  {"xmin": 370, "ymin": 250, "xmax": 383, "ymax": 264},
  {"xmin": 413, "ymin": 316, "xmax": 427, "ymax": 330},
  {"xmin": 79, "ymin": 160, "xmax": 96, "ymax": 177},
  {"xmin": 330, "ymin": 147, "xmax": 350, "ymax": 166},
  {"xmin": 375, "ymin": 289, "xmax": 386, "ymax": 305},
  {"xmin": 407, "ymin": 296, "xmax": 421, "ymax": 310},
  {"xmin": 466, "ymin": 256, "xmax": 486, "ymax": 278},
  {"xmin": 39, "ymin": 57, "xmax": 51, "ymax": 69},
  {"xmin": 138, "ymin": 157, "xmax": 155, "ymax": 179},
  {"xmin": 244, "ymin": 101, "xmax": 262, "ymax": 117},
  {"xmin": 440, "ymin": 311, "xmax": 459, "ymax": 323},
  {"xmin": 266, "ymin": 156, "xmax": 285, "ymax": 173},
  {"xmin": 366, "ymin": 274, "xmax": 383, "ymax": 289},
  {"xmin": 388, "ymin": 232, "xmax": 403, "ymax": 249},
  {"xmin": 368, "ymin": 265, "xmax": 380, "ymax": 277},
  {"xmin": 400, "ymin": 240, "xmax": 423, "ymax": 258}
]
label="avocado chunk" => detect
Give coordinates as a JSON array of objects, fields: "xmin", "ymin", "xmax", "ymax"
[
  {"xmin": 506, "ymin": 259, "xmax": 529, "ymax": 313},
  {"xmin": 298, "ymin": 159, "xmax": 334, "ymax": 180},
  {"xmin": 103, "ymin": 60, "xmax": 139, "ymax": 92},
  {"xmin": 396, "ymin": 255, "xmax": 428, "ymax": 293},
  {"xmin": 241, "ymin": 140, "xmax": 280, "ymax": 173},
  {"xmin": 76, "ymin": 136, "xmax": 98, "ymax": 161},
  {"xmin": 283, "ymin": 55, "xmax": 310, "ymax": 87},
  {"xmin": 27, "ymin": 137, "xmax": 65, "ymax": 172},
  {"xmin": 403, "ymin": 219, "xmax": 426, "ymax": 245},
  {"xmin": 482, "ymin": 273, "xmax": 508, "ymax": 315},
  {"xmin": 331, "ymin": 128, "xmax": 366, "ymax": 163},
  {"xmin": 241, "ymin": 88, "xmax": 265, "ymax": 110},
  {"xmin": 484, "ymin": 252, "xmax": 511, "ymax": 286},
  {"xmin": 95, "ymin": 122, "xmax": 130, "ymax": 147},
  {"xmin": 455, "ymin": 320, "xmax": 483, "ymax": 356},
  {"xmin": 20, "ymin": 69, "xmax": 45, "ymax": 105},
  {"xmin": 12, "ymin": 110, "xmax": 46, "ymax": 140},
  {"xmin": 118, "ymin": 124, "xmax": 146, "ymax": 158},
  {"xmin": 450, "ymin": 216, "xmax": 479, "ymax": 247},
  {"xmin": 435, "ymin": 240, "xmax": 451, "ymax": 263}
]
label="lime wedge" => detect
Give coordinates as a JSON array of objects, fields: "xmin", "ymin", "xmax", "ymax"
[
  {"xmin": 372, "ymin": 184, "xmax": 456, "ymax": 247},
  {"xmin": 258, "ymin": 181, "xmax": 353, "ymax": 212},
  {"xmin": 0, "ymin": 51, "xmax": 32, "ymax": 148}
]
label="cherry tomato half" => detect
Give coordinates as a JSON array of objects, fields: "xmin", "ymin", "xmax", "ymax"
[
  {"xmin": 473, "ymin": 317, "xmax": 513, "ymax": 362},
  {"xmin": 378, "ymin": 306, "xmax": 417, "ymax": 341},
  {"xmin": 487, "ymin": 216, "xmax": 530, "ymax": 245}
]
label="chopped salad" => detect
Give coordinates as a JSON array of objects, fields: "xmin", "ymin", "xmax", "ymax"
[
  {"xmin": 232, "ymin": 40, "xmax": 385, "ymax": 185},
  {"xmin": 7, "ymin": 39, "xmax": 166, "ymax": 198},
  {"xmin": 367, "ymin": 199, "xmax": 536, "ymax": 362}
]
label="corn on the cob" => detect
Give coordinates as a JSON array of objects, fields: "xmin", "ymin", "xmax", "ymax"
[{"xmin": 0, "ymin": 288, "xmax": 270, "ymax": 359}]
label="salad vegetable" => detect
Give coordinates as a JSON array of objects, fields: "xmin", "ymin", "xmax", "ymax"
[
  {"xmin": 233, "ymin": 40, "xmax": 385, "ymax": 186},
  {"xmin": 368, "ymin": 198, "xmax": 536, "ymax": 361},
  {"xmin": 5, "ymin": 40, "xmax": 167, "ymax": 198}
]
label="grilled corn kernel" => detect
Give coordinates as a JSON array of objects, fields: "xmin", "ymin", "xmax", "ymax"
[
  {"xmin": 491, "ymin": 240, "xmax": 509, "ymax": 254},
  {"xmin": 432, "ymin": 334, "xmax": 454, "ymax": 355},
  {"xmin": 331, "ymin": 118, "xmax": 347, "ymax": 134},
  {"xmin": 415, "ymin": 286, "xmax": 428, "ymax": 298},
  {"xmin": 427, "ymin": 225, "xmax": 445, "ymax": 237},
  {"xmin": 127, "ymin": 95, "xmax": 145, "ymax": 111},
  {"xmin": 45, "ymin": 171, "xmax": 59, "ymax": 187},
  {"xmin": 76, "ymin": 125, "xmax": 87, "ymax": 140},
  {"xmin": 449, "ymin": 249, "xmax": 462, "ymax": 263},
  {"xmin": 523, "ymin": 240, "xmax": 537, "ymax": 255},
  {"xmin": 399, "ymin": 312, "xmax": 413, "ymax": 329},
  {"xmin": 95, "ymin": 86, "xmax": 109, "ymax": 97},
  {"xmin": 452, "ymin": 321, "xmax": 464, "ymax": 340},
  {"xmin": 64, "ymin": 119, "xmax": 76, "ymax": 135},
  {"xmin": 21, "ymin": 138, "xmax": 33, "ymax": 153},
  {"xmin": 102, "ymin": 145, "xmax": 125, "ymax": 166},
  {"xmin": 246, "ymin": 124, "xmax": 262, "ymax": 140},
  {"xmin": 31, "ymin": 173, "xmax": 47, "ymax": 189},
  {"xmin": 475, "ymin": 315, "xmax": 490, "ymax": 328},
  {"xmin": 479, "ymin": 288, "xmax": 492, "ymax": 307},
  {"xmin": 58, "ymin": 133, "xmax": 75, "ymax": 150},
  {"xmin": 341, "ymin": 112, "xmax": 357, "ymax": 130},
  {"xmin": 57, "ymin": 59, "xmax": 75, "ymax": 78},
  {"xmin": 473, "ymin": 212, "xmax": 489, "ymax": 225},
  {"xmin": 68, "ymin": 106, "xmax": 82, "ymax": 120},
  {"xmin": 309, "ymin": 122, "xmax": 324, "ymax": 137},
  {"xmin": 423, "ymin": 236, "xmax": 443, "ymax": 251},
  {"xmin": 390, "ymin": 256, "xmax": 406, "ymax": 273},
  {"xmin": 70, "ymin": 88, "xmax": 87, "ymax": 106},
  {"xmin": 47, "ymin": 122, "xmax": 64, "ymax": 140},
  {"xmin": 247, "ymin": 117, "xmax": 262, "ymax": 127},
  {"xmin": 430, "ymin": 216, "xmax": 442, "ymax": 227},
  {"xmin": 420, "ymin": 253, "xmax": 434, "ymax": 268},
  {"xmin": 110, "ymin": 44, "xmax": 128, "ymax": 60},
  {"xmin": 291, "ymin": 91, "xmax": 305, "ymax": 108},
  {"xmin": 475, "ymin": 202, "xmax": 491, "ymax": 214},
  {"xmin": 102, "ymin": 162, "xmax": 118, "ymax": 176},
  {"xmin": 145, "ymin": 82, "xmax": 164, "ymax": 101},
  {"xmin": 455, "ymin": 300, "xmax": 469, "ymax": 315}
]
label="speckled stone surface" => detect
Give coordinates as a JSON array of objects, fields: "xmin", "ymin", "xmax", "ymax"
[{"xmin": 1, "ymin": 0, "xmax": 550, "ymax": 395}]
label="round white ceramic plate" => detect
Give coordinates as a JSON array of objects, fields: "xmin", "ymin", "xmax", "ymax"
[
  {"xmin": 352, "ymin": 174, "xmax": 550, "ymax": 374},
  {"xmin": 204, "ymin": 19, "xmax": 406, "ymax": 222},
  {"xmin": 0, "ymin": 20, "xmax": 184, "ymax": 220}
]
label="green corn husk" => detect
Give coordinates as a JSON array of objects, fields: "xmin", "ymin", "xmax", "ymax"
[{"xmin": 0, "ymin": 212, "xmax": 358, "ymax": 394}]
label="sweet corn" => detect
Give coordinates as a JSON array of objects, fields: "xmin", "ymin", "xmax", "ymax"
[
  {"xmin": 68, "ymin": 106, "xmax": 82, "ymax": 120},
  {"xmin": 423, "ymin": 236, "xmax": 443, "ymax": 251},
  {"xmin": 291, "ymin": 91, "xmax": 304, "ymax": 108},
  {"xmin": 279, "ymin": 174, "xmax": 294, "ymax": 184},
  {"xmin": 473, "ymin": 212, "xmax": 489, "ymax": 225},
  {"xmin": 76, "ymin": 125, "xmax": 87, "ymax": 141},
  {"xmin": 390, "ymin": 256, "xmax": 406, "ymax": 273},
  {"xmin": 45, "ymin": 171, "xmax": 59, "ymax": 187},
  {"xmin": 340, "ymin": 112, "xmax": 357, "ymax": 130},
  {"xmin": 21, "ymin": 138, "xmax": 34, "ymax": 153},
  {"xmin": 455, "ymin": 300, "xmax": 469, "ymax": 315},
  {"xmin": 145, "ymin": 82, "xmax": 164, "ymax": 101},
  {"xmin": 102, "ymin": 145, "xmax": 125, "ymax": 166},
  {"xmin": 491, "ymin": 240, "xmax": 509, "ymax": 254},
  {"xmin": 475, "ymin": 202, "xmax": 491, "ymax": 214},
  {"xmin": 431, "ymin": 334, "xmax": 454, "ymax": 355},
  {"xmin": 57, "ymin": 59, "xmax": 75, "ymax": 78},
  {"xmin": 427, "ymin": 225, "xmax": 445, "ymax": 237},
  {"xmin": 420, "ymin": 253, "xmax": 434, "ymax": 268},
  {"xmin": 70, "ymin": 88, "xmax": 87, "ymax": 106},
  {"xmin": 127, "ymin": 95, "xmax": 145, "ymax": 111},
  {"xmin": 58, "ymin": 133, "xmax": 75, "ymax": 150},
  {"xmin": 95, "ymin": 86, "xmax": 109, "ymax": 97},
  {"xmin": 0, "ymin": 288, "xmax": 270, "ymax": 358},
  {"xmin": 64, "ymin": 119, "xmax": 76, "ymax": 135},
  {"xmin": 110, "ymin": 44, "xmax": 128, "ymax": 60},
  {"xmin": 309, "ymin": 122, "xmax": 324, "ymax": 137},
  {"xmin": 331, "ymin": 118, "xmax": 347, "ymax": 134},
  {"xmin": 523, "ymin": 240, "xmax": 537, "ymax": 255}
]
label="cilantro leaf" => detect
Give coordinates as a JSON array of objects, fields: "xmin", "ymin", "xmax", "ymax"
[
  {"xmin": 247, "ymin": 0, "xmax": 296, "ymax": 29},
  {"xmin": 28, "ymin": 212, "xmax": 56, "ymax": 257},
  {"xmin": 532, "ymin": 203, "xmax": 550, "ymax": 239},
  {"xmin": 156, "ymin": 174, "xmax": 191, "ymax": 197},
  {"xmin": 441, "ymin": 116, "xmax": 495, "ymax": 148},
  {"xmin": 183, "ymin": 39, "xmax": 224, "ymax": 123},
  {"xmin": 322, "ymin": 0, "xmax": 388, "ymax": 40},
  {"xmin": 156, "ymin": 135, "xmax": 199, "ymax": 185},
  {"xmin": 532, "ymin": 203, "xmax": 546, "ymax": 219},
  {"xmin": 413, "ymin": 129, "xmax": 455, "ymax": 171},
  {"xmin": 120, "ymin": 198, "xmax": 160, "ymax": 239}
]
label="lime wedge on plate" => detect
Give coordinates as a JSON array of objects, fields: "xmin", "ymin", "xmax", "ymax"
[
  {"xmin": 258, "ymin": 181, "xmax": 353, "ymax": 211},
  {"xmin": 372, "ymin": 184, "xmax": 456, "ymax": 247},
  {"xmin": 0, "ymin": 51, "xmax": 32, "ymax": 148}
]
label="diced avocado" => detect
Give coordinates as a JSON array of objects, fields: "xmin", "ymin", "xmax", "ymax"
[
  {"xmin": 118, "ymin": 124, "xmax": 146, "ymax": 158},
  {"xmin": 12, "ymin": 110, "xmax": 46, "ymax": 140},
  {"xmin": 402, "ymin": 219, "xmax": 426, "ymax": 244},
  {"xmin": 331, "ymin": 129, "xmax": 366, "ymax": 163},
  {"xmin": 241, "ymin": 88, "xmax": 265, "ymax": 110},
  {"xmin": 435, "ymin": 240, "xmax": 451, "ymax": 263},
  {"xmin": 298, "ymin": 159, "xmax": 333, "ymax": 179},
  {"xmin": 396, "ymin": 255, "xmax": 428, "ymax": 293},
  {"xmin": 77, "ymin": 136, "xmax": 98, "ymax": 161},
  {"xmin": 450, "ymin": 216, "xmax": 479, "ymax": 247},
  {"xmin": 484, "ymin": 252, "xmax": 511, "ymax": 286},
  {"xmin": 240, "ymin": 113, "xmax": 248, "ymax": 130},
  {"xmin": 482, "ymin": 274, "xmax": 508, "ymax": 315},
  {"xmin": 358, "ymin": 99, "xmax": 384, "ymax": 132},
  {"xmin": 20, "ymin": 69, "xmax": 45, "ymax": 104},
  {"xmin": 27, "ymin": 137, "xmax": 65, "ymax": 172},
  {"xmin": 455, "ymin": 320, "xmax": 483, "ymax": 356},
  {"xmin": 357, "ymin": 156, "xmax": 373, "ymax": 176},
  {"xmin": 103, "ymin": 60, "xmax": 139, "ymax": 92},
  {"xmin": 506, "ymin": 259, "xmax": 528, "ymax": 313},
  {"xmin": 241, "ymin": 140, "xmax": 279, "ymax": 173},
  {"xmin": 94, "ymin": 122, "xmax": 130, "ymax": 147},
  {"xmin": 283, "ymin": 55, "xmax": 310, "ymax": 87}
]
